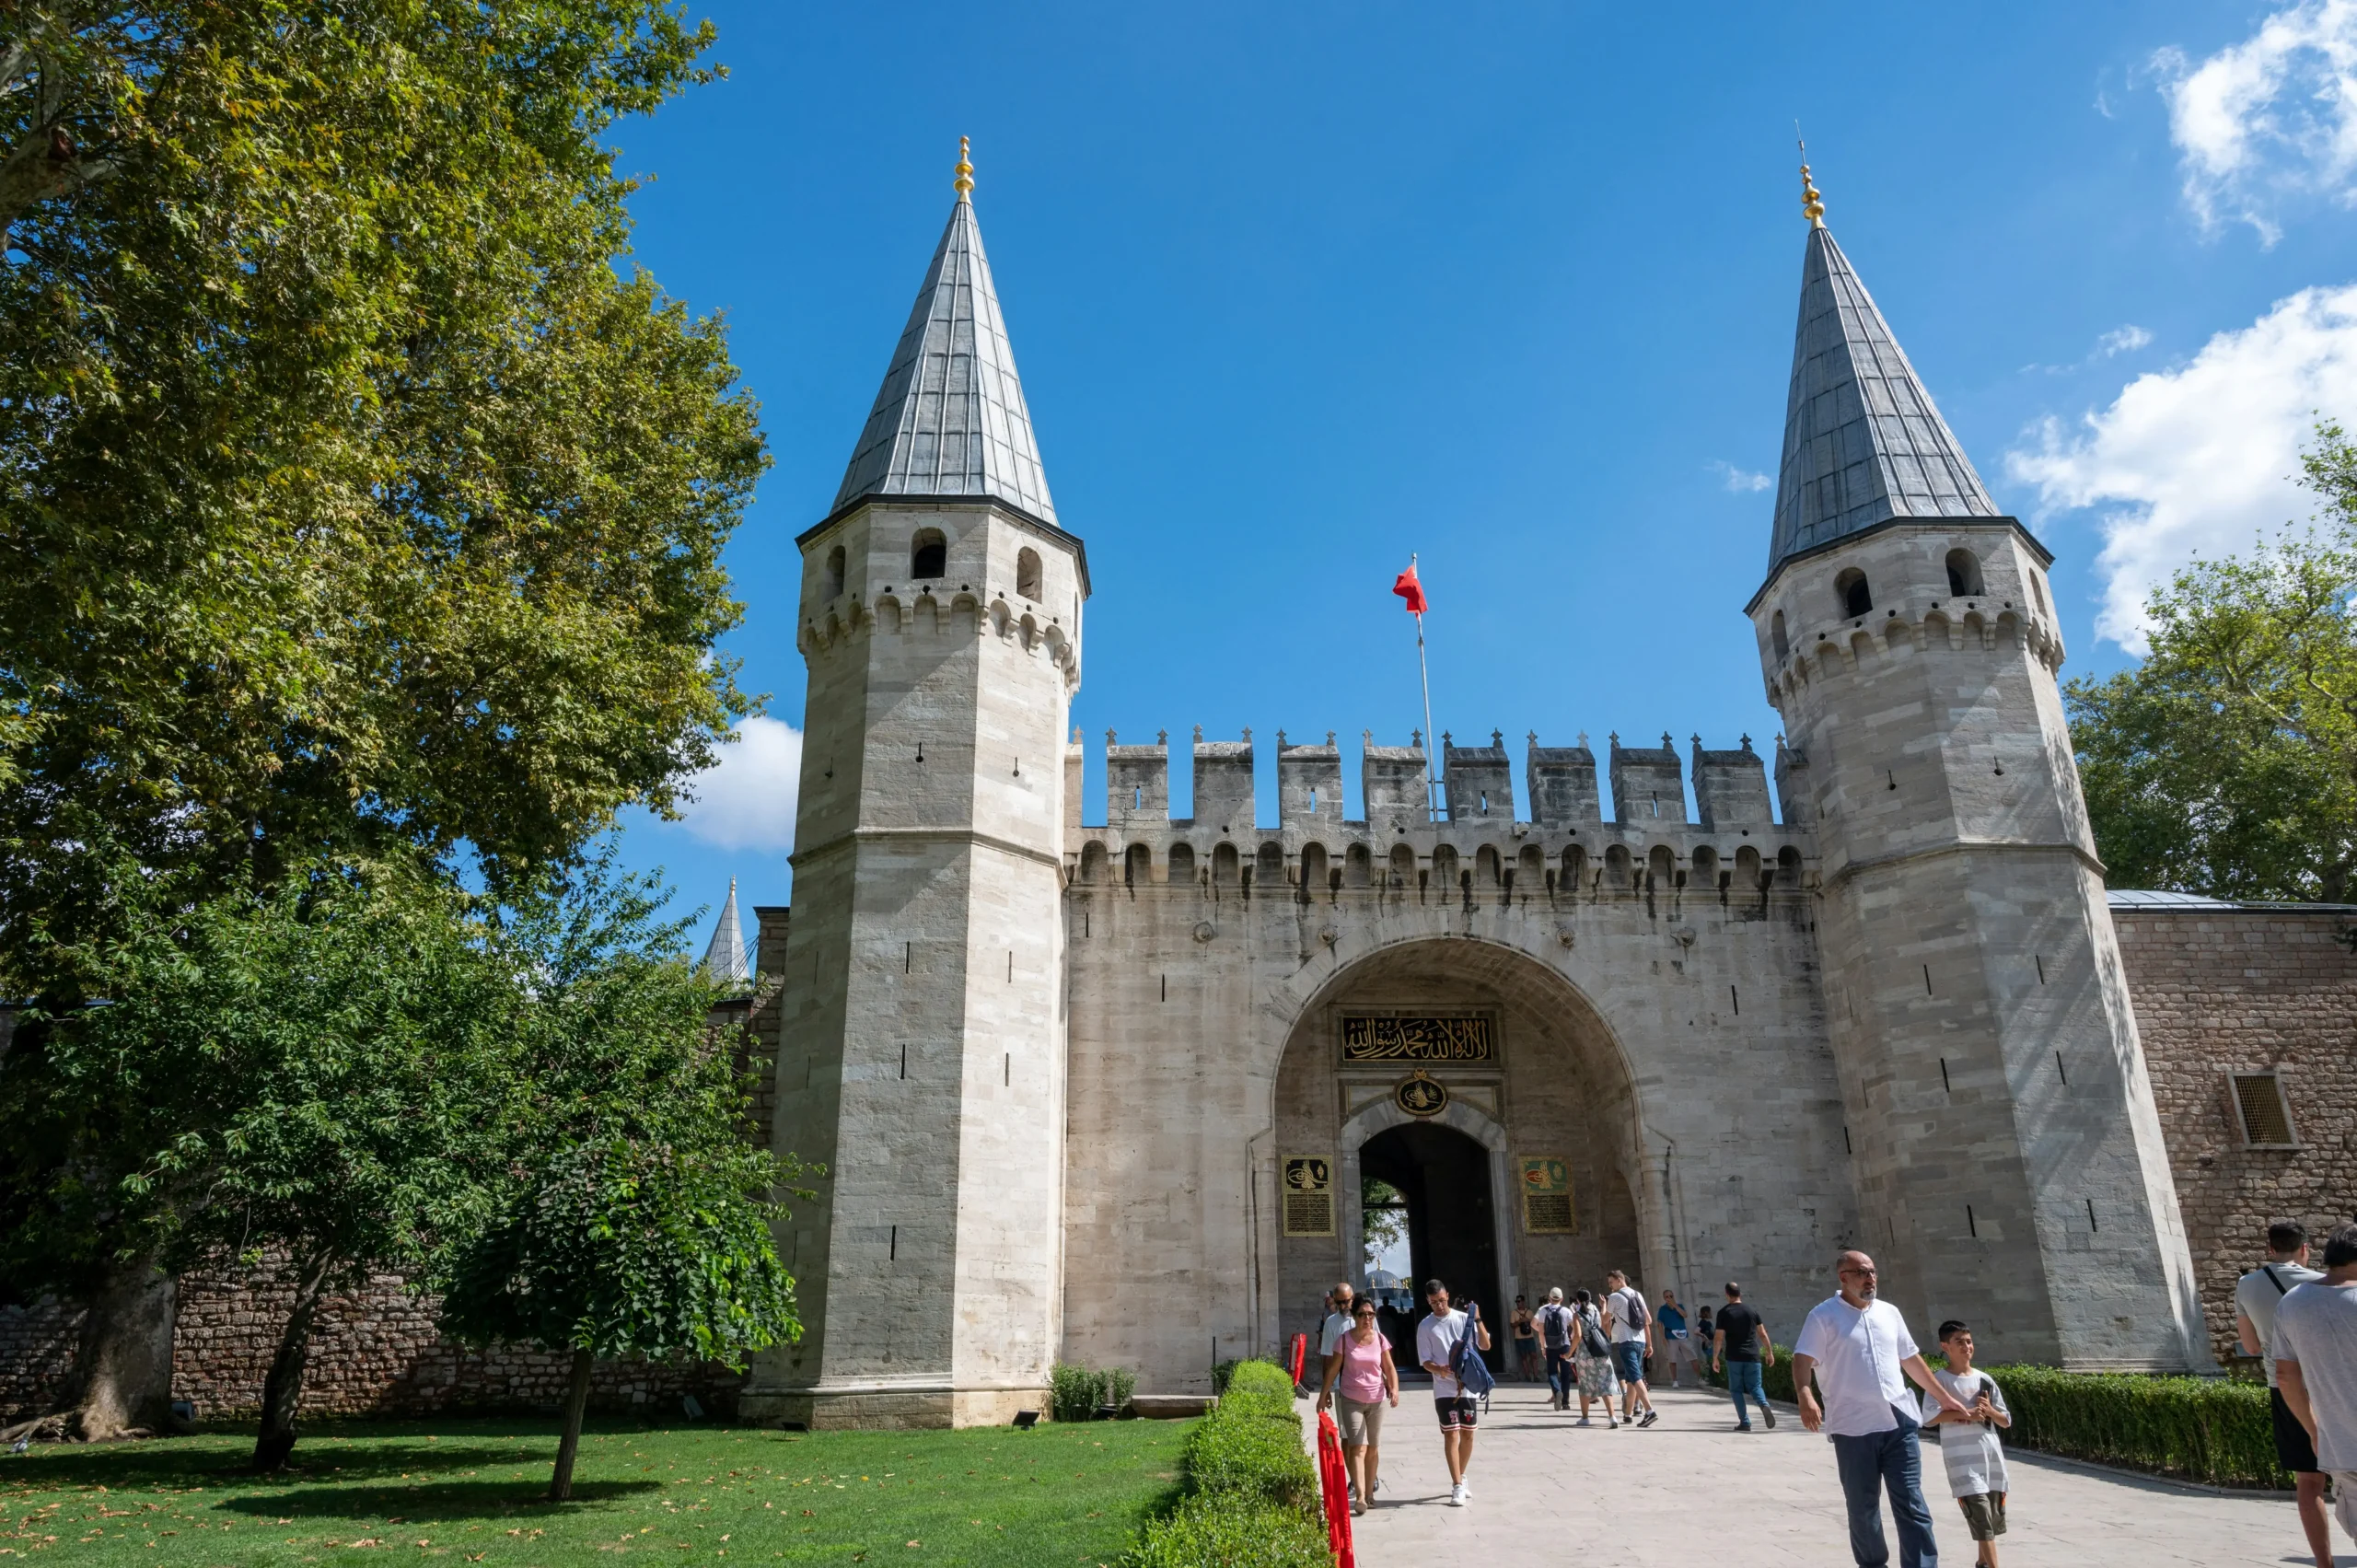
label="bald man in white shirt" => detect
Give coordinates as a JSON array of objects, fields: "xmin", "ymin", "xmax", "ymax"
[{"xmin": 1793, "ymin": 1250, "xmax": 1971, "ymax": 1568}]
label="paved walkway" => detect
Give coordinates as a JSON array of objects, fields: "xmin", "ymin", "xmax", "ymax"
[{"xmin": 1318, "ymin": 1381, "xmax": 2346, "ymax": 1566}]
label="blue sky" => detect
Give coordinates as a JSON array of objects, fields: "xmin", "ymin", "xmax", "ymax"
[{"xmin": 605, "ymin": 1, "xmax": 2357, "ymax": 937}]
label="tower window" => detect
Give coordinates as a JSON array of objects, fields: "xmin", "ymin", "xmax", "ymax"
[
  {"xmin": 1016, "ymin": 546, "xmax": 1042, "ymax": 599},
  {"xmin": 825, "ymin": 544, "xmax": 847, "ymax": 598},
  {"xmin": 1835, "ymin": 568, "xmax": 1872, "ymax": 619},
  {"xmin": 1771, "ymin": 610, "xmax": 1789, "ymax": 660},
  {"xmin": 2031, "ymin": 573, "xmax": 2049, "ymax": 614},
  {"xmin": 911, "ymin": 528, "xmax": 947, "ymax": 580},
  {"xmin": 1945, "ymin": 548, "xmax": 1985, "ymax": 598},
  {"xmin": 2230, "ymin": 1071, "xmax": 2298, "ymax": 1147}
]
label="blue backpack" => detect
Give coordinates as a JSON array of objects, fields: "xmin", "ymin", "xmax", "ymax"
[{"xmin": 1449, "ymin": 1305, "xmax": 1496, "ymax": 1399}]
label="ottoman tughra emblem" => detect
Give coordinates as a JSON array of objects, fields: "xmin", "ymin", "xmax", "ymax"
[{"xmin": 1393, "ymin": 1070, "xmax": 1448, "ymax": 1118}]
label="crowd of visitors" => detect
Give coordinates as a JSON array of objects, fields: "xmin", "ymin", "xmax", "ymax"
[{"xmin": 1306, "ymin": 1218, "xmax": 2357, "ymax": 1565}]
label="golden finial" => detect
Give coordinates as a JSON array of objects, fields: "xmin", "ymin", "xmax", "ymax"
[
  {"xmin": 954, "ymin": 134, "xmax": 974, "ymax": 199},
  {"xmin": 1798, "ymin": 131, "xmax": 1824, "ymax": 226}
]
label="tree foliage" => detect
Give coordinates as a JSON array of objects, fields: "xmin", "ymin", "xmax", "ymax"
[
  {"xmin": 0, "ymin": 1, "xmax": 767, "ymax": 1004},
  {"xmin": 2067, "ymin": 423, "xmax": 2357, "ymax": 901}
]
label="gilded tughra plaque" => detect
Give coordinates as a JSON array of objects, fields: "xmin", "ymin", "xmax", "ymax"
[
  {"xmin": 1282, "ymin": 1156, "xmax": 1334, "ymax": 1237},
  {"xmin": 1341, "ymin": 1015, "xmax": 1494, "ymax": 1063}
]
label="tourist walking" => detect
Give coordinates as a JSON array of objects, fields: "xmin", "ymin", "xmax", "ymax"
[
  {"xmin": 1537, "ymin": 1287, "xmax": 1578, "ymax": 1411},
  {"xmin": 1605, "ymin": 1269, "xmax": 1658, "ymax": 1426},
  {"xmin": 1415, "ymin": 1278, "xmax": 1491, "ymax": 1507},
  {"xmin": 1511, "ymin": 1295, "xmax": 1541, "ymax": 1381},
  {"xmin": 1713, "ymin": 1281, "xmax": 1776, "ymax": 1432},
  {"xmin": 1318, "ymin": 1281, "xmax": 1357, "ymax": 1360},
  {"xmin": 2274, "ymin": 1223, "xmax": 2357, "ymax": 1556},
  {"xmin": 2237, "ymin": 1221, "xmax": 2330, "ymax": 1568},
  {"xmin": 1793, "ymin": 1250, "xmax": 1971, "ymax": 1568},
  {"xmin": 1316, "ymin": 1295, "xmax": 1399, "ymax": 1516},
  {"xmin": 1657, "ymin": 1288, "xmax": 1699, "ymax": 1388},
  {"xmin": 1571, "ymin": 1288, "xmax": 1620, "ymax": 1427},
  {"xmin": 1921, "ymin": 1321, "xmax": 2011, "ymax": 1568}
]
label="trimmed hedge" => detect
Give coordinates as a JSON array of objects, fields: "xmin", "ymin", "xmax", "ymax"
[
  {"xmin": 1119, "ymin": 1358, "xmax": 1328, "ymax": 1568},
  {"xmin": 1704, "ymin": 1348, "xmax": 2284, "ymax": 1490}
]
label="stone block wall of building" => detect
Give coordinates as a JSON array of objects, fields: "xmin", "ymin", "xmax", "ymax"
[{"xmin": 2113, "ymin": 904, "xmax": 2357, "ymax": 1369}]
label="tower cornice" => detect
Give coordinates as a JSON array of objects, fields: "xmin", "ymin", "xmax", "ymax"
[{"xmin": 1744, "ymin": 514, "xmax": 2049, "ymax": 615}]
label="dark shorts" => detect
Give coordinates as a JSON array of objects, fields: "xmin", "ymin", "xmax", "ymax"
[
  {"xmin": 2273, "ymin": 1386, "xmax": 2321, "ymax": 1473},
  {"xmin": 1612, "ymin": 1342, "xmax": 1647, "ymax": 1386},
  {"xmin": 1956, "ymin": 1492, "xmax": 2007, "ymax": 1540},
  {"xmin": 1434, "ymin": 1394, "xmax": 1479, "ymax": 1431}
]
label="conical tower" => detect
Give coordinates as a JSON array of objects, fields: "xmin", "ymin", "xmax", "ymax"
[
  {"xmin": 701, "ymin": 877, "xmax": 751, "ymax": 988},
  {"xmin": 744, "ymin": 141, "xmax": 1086, "ymax": 1427},
  {"xmin": 1747, "ymin": 165, "xmax": 2204, "ymax": 1369}
]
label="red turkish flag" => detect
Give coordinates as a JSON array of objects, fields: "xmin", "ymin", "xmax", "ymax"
[{"xmin": 1392, "ymin": 562, "xmax": 1427, "ymax": 614}]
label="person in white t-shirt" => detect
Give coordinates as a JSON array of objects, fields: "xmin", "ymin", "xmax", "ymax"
[
  {"xmin": 2275, "ymin": 1223, "xmax": 2357, "ymax": 1557},
  {"xmin": 1922, "ymin": 1321, "xmax": 2011, "ymax": 1568},
  {"xmin": 1318, "ymin": 1281, "xmax": 1357, "ymax": 1360},
  {"xmin": 1792, "ymin": 1250, "xmax": 1971, "ymax": 1568},
  {"xmin": 2235, "ymin": 1221, "xmax": 2329, "ymax": 1568},
  {"xmin": 1414, "ymin": 1278, "xmax": 1490, "ymax": 1508},
  {"xmin": 1603, "ymin": 1269, "xmax": 1658, "ymax": 1427}
]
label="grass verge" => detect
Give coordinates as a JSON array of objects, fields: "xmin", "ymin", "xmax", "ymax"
[{"xmin": 1, "ymin": 1414, "xmax": 1193, "ymax": 1565}]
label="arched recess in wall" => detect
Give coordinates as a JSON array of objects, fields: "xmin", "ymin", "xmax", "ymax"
[
  {"xmin": 1167, "ymin": 842, "xmax": 1196, "ymax": 884},
  {"xmin": 1265, "ymin": 937, "xmax": 1652, "ymax": 1361},
  {"xmin": 1388, "ymin": 843, "xmax": 1416, "ymax": 886},
  {"xmin": 911, "ymin": 528, "xmax": 947, "ymax": 580},
  {"xmin": 1213, "ymin": 842, "xmax": 1241, "ymax": 886},
  {"xmin": 1257, "ymin": 842, "xmax": 1285, "ymax": 885},
  {"xmin": 1078, "ymin": 842, "xmax": 1109, "ymax": 884},
  {"xmin": 1945, "ymin": 547, "xmax": 1984, "ymax": 598},
  {"xmin": 1300, "ymin": 842, "xmax": 1329, "ymax": 892},
  {"xmin": 825, "ymin": 545, "xmax": 847, "ymax": 598},
  {"xmin": 1835, "ymin": 567, "xmax": 1871, "ymax": 619},
  {"xmin": 1016, "ymin": 546, "xmax": 1043, "ymax": 600},
  {"xmin": 1771, "ymin": 610, "xmax": 1789, "ymax": 661},
  {"xmin": 1476, "ymin": 845, "xmax": 1503, "ymax": 886},
  {"xmin": 1124, "ymin": 843, "xmax": 1151, "ymax": 887},
  {"xmin": 1430, "ymin": 844, "xmax": 1459, "ymax": 887},
  {"xmin": 1344, "ymin": 843, "xmax": 1373, "ymax": 888}
]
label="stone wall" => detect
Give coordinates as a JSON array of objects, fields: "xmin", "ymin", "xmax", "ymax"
[{"xmin": 2114, "ymin": 903, "xmax": 2357, "ymax": 1369}]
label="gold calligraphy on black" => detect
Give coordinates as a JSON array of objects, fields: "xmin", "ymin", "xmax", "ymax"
[{"xmin": 1341, "ymin": 1015, "xmax": 1494, "ymax": 1062}]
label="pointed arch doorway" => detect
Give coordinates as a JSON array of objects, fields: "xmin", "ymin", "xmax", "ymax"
[{"xmin": 1271, "ymin": 937, "xmax": 1648, "ymax": 1378}]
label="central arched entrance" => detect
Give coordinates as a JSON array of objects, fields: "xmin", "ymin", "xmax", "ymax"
[{"xmin": 1271, "ymin": 937, "xmax": 1646, "ymax": 1375}]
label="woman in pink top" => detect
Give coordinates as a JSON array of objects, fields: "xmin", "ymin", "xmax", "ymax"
[{"xmin": 1315, "ymin": 1295, "xmax": 1399, "ymax": 1514}]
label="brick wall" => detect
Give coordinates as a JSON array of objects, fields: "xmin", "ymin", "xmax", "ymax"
[{"xmin": 2115, "ymin": 905, "xmax": 2357, "ymax": 1368}]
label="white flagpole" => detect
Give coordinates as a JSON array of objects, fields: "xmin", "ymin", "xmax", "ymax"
[{"xmin": 1411, "ymin": 553, "xmax": 1440, "ymax": 822}]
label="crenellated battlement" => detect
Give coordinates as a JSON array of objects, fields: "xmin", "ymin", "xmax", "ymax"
[{"xmin": 1065, "ymin": 725, "xmax": 1812, "ymax": 900}]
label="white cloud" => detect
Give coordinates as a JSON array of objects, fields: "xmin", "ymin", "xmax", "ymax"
[
  {"xmin": 675, "ymin": 715, "xmax": 803, "ymax": 852},
  {"xmin": 2006, "ymin": 283, "xmax": 2357, "ymax": 650},
  {"xmin": 1709, "ymin": 459, "xmax": 1772, "ymax": 493},
  {"xmin": 2096, "ymin": 325, "xmax": 2154, "ymax": 357},
  {"xmin": 2156, "ymin": 0, "xmax": 2357, "ymax": 241}
]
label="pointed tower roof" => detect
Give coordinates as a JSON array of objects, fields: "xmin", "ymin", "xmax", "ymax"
[
  {"xmin": 1766, "ymin": 189, "xmax": 1999, "ymax": 577},
  {"xmin": 831, "ymin": 138, "xmax": 1058, "ymax": 526},
  {"xmin": 701, "ymin": 877, "xmax": 749, "ymax": 988}
]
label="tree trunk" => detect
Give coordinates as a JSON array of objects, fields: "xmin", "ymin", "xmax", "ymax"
[
  {"xmin": 72, "ymin": 1258, "xmax": 178, "ymax": 1440},
  {"xmin": 250, "ymin": 1254, "xmax": 334, "ymax": 1472},
  {"xmin": 547, "ymin": 1348, "xmax": 596, "ymax": 1502}
]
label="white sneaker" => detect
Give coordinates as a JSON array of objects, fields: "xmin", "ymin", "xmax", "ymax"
[
  {"xmin": 1457, "ymin": 1481, "xmax": 1471, "ymax": 1499},
  {"xmin": 1573, "ymin": 1416, "xmax": 1591, "ymax": 1427},
  {"xmin": 1448, "ymin": 1482, "xmax": 1467, "ymax": 1507}
]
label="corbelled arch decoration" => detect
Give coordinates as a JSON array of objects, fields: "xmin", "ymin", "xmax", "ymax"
[{"xmin": 1260, "ymin": 935, "xmax": 1666, "ymax": 1357}]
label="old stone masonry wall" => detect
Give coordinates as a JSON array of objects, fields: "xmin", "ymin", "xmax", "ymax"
[{"xmin": 2112, "ymin": 902, "xmax": 2357, "ymax": 1369}]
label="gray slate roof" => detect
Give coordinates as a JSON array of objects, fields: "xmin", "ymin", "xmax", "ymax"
[
  {"xmin": 1767, "ymin": 225, "xmax": 1997, "ymax": 575},
  {"xmin": 833, "ymin": 193, "xmax": 1058, "ymax": 525}
]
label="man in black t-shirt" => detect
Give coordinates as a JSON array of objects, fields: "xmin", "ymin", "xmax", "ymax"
[{"xmin": 1712, "ymin": 1282, "xmax": 1778, "ymax": 1433}]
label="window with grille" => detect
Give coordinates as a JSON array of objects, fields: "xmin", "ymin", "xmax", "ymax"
[{"xmin": 2230, "ymin": 1072, "xmax": 2298, "ymax": 1147}]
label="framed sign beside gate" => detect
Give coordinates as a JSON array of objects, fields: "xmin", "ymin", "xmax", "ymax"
[{"xmin": 1518, "ymin": 1155, "xmax": 1576, "ymax": 1235}]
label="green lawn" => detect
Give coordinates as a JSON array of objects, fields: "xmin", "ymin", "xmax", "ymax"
[{"xmin": 0, "ymin": 1416, "xmax": 1195, "ymax": 1566}]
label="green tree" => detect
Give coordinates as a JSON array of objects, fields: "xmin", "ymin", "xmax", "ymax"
[
  {"xmin": 2068, "ymin": 423, "xmax": 2357, "ymax": 901},
  {"xmin": 0, "ymin": 868, "xmax": 523, "ymax": 1456},
  {"xmin": 0, "ymin": 2, "xmax": 764, "ymax": 1434},
  {"xmin": 438, "ymin": 1136, "xmax": 800, "ymax": 1500},
  {"xmin": 437, "ymin": 866, "xmax": 801, "ymax": 1501}
]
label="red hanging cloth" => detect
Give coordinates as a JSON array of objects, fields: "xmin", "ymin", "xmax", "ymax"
[
  {"xmin": 1290, "ymin": 1332, "xmax": 1308, "ymax": 1387},
  {"xmin": 1317, "ymin": 1409, "xmax": 1356, "ymax": 1567},
  {"xmin": 1392, "ymin": 561, "xmax": 1428, "ymax": 614}
]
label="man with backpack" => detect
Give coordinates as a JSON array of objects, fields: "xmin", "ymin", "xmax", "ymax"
[
  {"xmin": 1537, "ymin": 1287, "xmax": 1579, "ymax": 1411},
  {"xmin": 1606, "ymin": 1269, "xmax": 1659, "ymax": 1427},
  {"xmin": 1415, "ymin": 1278, "xmax": 1492, "ymax": 1507}
]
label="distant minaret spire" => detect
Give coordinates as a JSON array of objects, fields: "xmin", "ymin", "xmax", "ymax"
[
  {"xmin": 954, "ymin": 134, "xmax": 974, "ymax": 199},
  {"xmin": 1798, "ymin": 132, "xmax": 1824, "ymax": 227}
]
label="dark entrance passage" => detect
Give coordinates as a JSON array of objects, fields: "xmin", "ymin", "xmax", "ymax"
[{"xmin": 1360, "ymin": 1122, "xmax": 1501, "ymax": 1374}]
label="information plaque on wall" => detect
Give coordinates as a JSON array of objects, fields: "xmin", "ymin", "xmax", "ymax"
[
  {"xmin": 1282, "ymin": 1156, "xmax": 1334, "ymax": 1237},
  {"xmin": 1341, "ymin": 1015, "xmax": 1494, "ymax": 1062},
  {"xmin": 1518, "ymin": 1155, "xmax": 1576, "ymax": 1235}
]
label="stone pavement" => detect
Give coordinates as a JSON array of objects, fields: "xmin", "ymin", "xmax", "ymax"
[{"xmin": 1315, "ymin": 1381, "xmax": 2347, "ymax": 1566}]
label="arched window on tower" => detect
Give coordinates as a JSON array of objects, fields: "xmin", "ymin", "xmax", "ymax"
[
  {"xmin": 1016, "ymin": 547, "xmax": 1042, "ymax": 600},
  {"xmin": 1945, "ymin": 548, "xmax": 1984, "ymax": 598},
  {"xmin": 911, "ymin": 528, "xmax": 947, "ymax": 580},
  {"xmin": 1771, "ymin": 610, "xmax": 1790, "ymax": 660},
  {"xmin": 825, "ymin": 544, "xmax": 847, "ymax": 599},
  {"xmin": 1835, "ymin": 568, "xmax": 1872, "ymax": 619}
]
